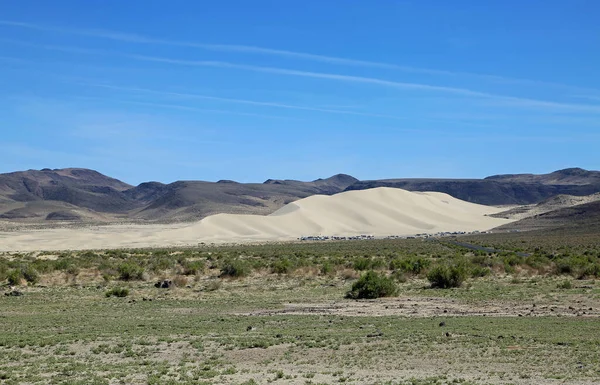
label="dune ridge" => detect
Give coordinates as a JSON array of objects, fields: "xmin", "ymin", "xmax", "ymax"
[
  {"xmin": 167, "ymin": 188, "xmax": 510, "ymax": 242},
  {"xmin": 0, "ymin": 187, "xmax": 512, "ymax": 251}
]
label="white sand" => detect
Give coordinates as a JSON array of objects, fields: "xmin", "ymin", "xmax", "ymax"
[{"xmin": 0, "ymin": 187, "xmax": 513, "ymax": 251}]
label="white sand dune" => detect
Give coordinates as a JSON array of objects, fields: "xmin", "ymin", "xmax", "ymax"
[{"xmin": 0, "ymin": 187, "xmax": 513, "ymax": 251}]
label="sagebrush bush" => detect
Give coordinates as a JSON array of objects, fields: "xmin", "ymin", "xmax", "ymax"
[
  {"xmin": 148, "ymin": 257, "xmax": 175, "ymax": 274},
  {"xmin": 320, "ymin": 262, "xmax": 334, "ymax": 276},
  {"xmin": 21, "ymin": 265, "xmax": 40, "ymax": 284},
  {"xmin": 272, "ymin": 258, "xmax": 294, "ymax": 274},
  {"xmin": 7, "ymin": 269, "xmax": 22, "ymax": 286},
  {"xmin": 353, "ymin": 257, "xmax": 372, "ymax": 271},
  {"xmin": 181, "ymin": 260, "xmax": 205, "ymax": 275},
  {"xmin": 557, "ymin": 280, "xmax": 572, "ymax": 289},
  {"xmin": 427, "ymin": 264, "xmax": 467, "ymax": 288},
  {"xmin": 117, "ymin": 262, "xmax": 145, "ymax": 281},
  {"xmin": 220, "ymin": 259, "xmax": 250, "ymax": 278},
  {"xmin": 7, "ymin": 265, "xmax": 39, "ymax": 285},
  {"xmin": 105, "ymin": 287, "xmax": 129, "ymax": 297},
  {"xmin": 345, "ymin": 271, "xmax": 398, "ymax": 299},
  {"xmin": 581, "ymin": 263, "xmax": 600, "ymax": 279},
  {"xmin": 389, "ymin": 256, "xmax": 430, "ymax": 275},
  {"xmin": 470, "ymin": 265, "xmax": 491, "ymax": 278}
]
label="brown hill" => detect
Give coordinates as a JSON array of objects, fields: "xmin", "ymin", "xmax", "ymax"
[
  {"xmin": 0, "ymin": 170, "xmax": 359, "ymax": 224},
  {"xmin": 345, "ymin": 168, "xmax": 600, "ymax": 205},
  {"xmin": 495, "ymin": 200, "xmax": 600, "ymax": 232},
  {"xmin": 0, "ymin": 168, "xmax": 134, "ymax": 213},
  {"xmin": 484, "ymin": 167, "xmax": 600, "ymax": 185},
  {"xmin": 1, "ymin": 167, "xmax": 600, "ymax": 225}
]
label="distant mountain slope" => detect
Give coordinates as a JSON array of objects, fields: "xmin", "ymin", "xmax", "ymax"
[
  {"xmin": 491, "ymin": 193, "xmax": 600, "ymax": 220},
  {"xmin": 0, "ymin": 168, "xmax": 135, "ymax": 214},
  {"xmin": 495, "ymin": 200, "xmax": 600, "ymax": 232},
  {"xmin": 345, "ymin": 178, "xmax": 600, "ymax": 205},
  {"xmin": 1, "ymin": 167, "xmax": 599, "ymax": 225},
  {"xmin": 129, "ymin": 174, "xmax": 359, "ymax": 221},
  {"xmin": 0, "ymin": 170, "xmax": 359, "ymax": 223},
  {"xmin": 345, "ymin": 168, "xmax": 600, "ymax": 205},
  {"xmin": 485, "ymin": 168, "xmax": 600, "ymax": 185}
]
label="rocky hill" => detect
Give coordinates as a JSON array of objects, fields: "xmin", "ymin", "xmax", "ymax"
[
  {"xmin": 345, "ymin": 168, "xmax": 600, "ymax": 205},
  {"xmin": 495, "ymin": 200, "xmax": 600, "ymax": 232},
  {"xmin": 0, "ymin": 167, "xmax": 599, "ymax": 224}
]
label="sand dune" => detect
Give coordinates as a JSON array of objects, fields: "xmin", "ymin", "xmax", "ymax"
[{"xmin": 0, "ymin": 187, "xmax": 513, "ymax": 251}]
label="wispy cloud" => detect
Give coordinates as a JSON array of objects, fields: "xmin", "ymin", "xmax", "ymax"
[
  {"xmin": 76, "ymin": 96, "xmax": 300, "ymax": 120},
  {"xmin": 112, "ymin": 54, "xmax": 496, "ymax": 97},
  {"xmin": 81, "ymin": 83, "xmax": 412, "ymax": 121},
  {"xmin": 3, "ymin": 19, "xmax": 598, "ymax": 92},
  {"xmin": 0, "ymin": 19, "xmax": 450, "ymax": 75},
  {"xmin": 4, "ymin": 37, "xmax": 600, "ymax": 114},
  {"xmin": 122, "ymin": 55, "xmax": 600, "ymax": 113}
]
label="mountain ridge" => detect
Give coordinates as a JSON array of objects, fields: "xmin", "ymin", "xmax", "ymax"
[{"xmin": 0, "ymin": 167, "xmax": 599, "ymax": 224}]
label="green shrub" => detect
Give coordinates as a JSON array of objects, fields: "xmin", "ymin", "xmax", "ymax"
[
  {"xmin": 470, "ymin": 265, "xmax": 491, "ymax": 278},
  {"xmin": 7, "ymin": 265, "xmax": 39, "ymax": 285},
  {"xmin": 105, "ymin": 287, "xmax": 129, "ymax": 297},
  {"xmin": 30, "ymin": 259, "xmax": 56, "ymax": 274},
  {"xmin": 580, "ymin": 263, "xmax": 600, "ymax": 279},
  {"xmin": 353, "ymin": 257, "xmax": 372, "ymax": 271},
  {"xmin": 555, "ymin": 256, "xmax": 589, "ymax": 276},
  {"xmin": 220, "ymin": 259, "xmax": 250, "ymax": 278},
  {"xmin": 7, "ymin": 269, "xmax": 22, "ymax": 286},
  {"xmin": 117, "ymin": 262, "xmax": 145, "ymax": 281},
  {"xmin": 148, "ymin": 257, "xmax": 175, "ymax": 273},
  {"xmin": 0, "ymin": 262, "xmax": 7, "ymax": 282},
  {"xmin": 22, "ymin": 265, "xmax": 40, "ymax": 284},
  {"xmin": 320, "ymin": 262, "xmax": 334, "ymax": 276},
  {"xmin": 389, "ymin": 256, "xmax": 430, "ymax": 275},
  {"xmin": 557, "ymin": 280, "xmax": 572, "ymax": 289},
  {"xmin": 345, "ymin": 271, "xmax": 398, "ymax": 299},
  {"xmin": 54, "ymin": 258, "xmax": 74, "ymax": 271},
  {"xmin": 271, "ymin": 258, "xmax": 294, "ymax": 274},
  {"xmin": 427, "ymin": 264, "xmax": 467, "ymax": 288},
  {"xmin": 181, "ymin": 260, "xmax": 205, "ymax": 275}
]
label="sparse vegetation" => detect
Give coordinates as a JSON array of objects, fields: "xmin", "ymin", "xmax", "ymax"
[{"xmin": 0, "ymin": 230, "xmax": 599, "ymax": 384}]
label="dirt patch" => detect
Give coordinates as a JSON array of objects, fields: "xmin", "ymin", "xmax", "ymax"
[{"xmin": 241, "ymin": 296, "xmax": 600, "ymax": 318}]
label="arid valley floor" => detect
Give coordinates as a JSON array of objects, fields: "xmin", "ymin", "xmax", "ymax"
[{"xmin": 1, "ymin": 229, "xmax": 600, "ymax": 384}]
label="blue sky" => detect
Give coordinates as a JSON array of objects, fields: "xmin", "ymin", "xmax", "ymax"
[{"xmin": 1, "ymin": 0, "xmax": 599, "ymax": 185}]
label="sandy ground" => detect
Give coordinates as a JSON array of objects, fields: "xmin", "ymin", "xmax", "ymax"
[
  {"xmin": 242, "ymin": 295, "xmax": 599, "ymax": 318},
  {"xmin": 0, "ymin": 187, "xmax": 512, "ymax": 251}
]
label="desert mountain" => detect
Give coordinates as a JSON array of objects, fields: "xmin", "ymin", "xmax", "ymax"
[
  {"xmin": 495, "ymin": 200, "xmax": 600, "ymax": 232},
  {"xmin": 0, "ymin": 167, "xmax": 599, "ymax": 224},
  {"xmin": 485, "ymin": 167, "xmax": 600, "ymax": 185},
  {"xmin": 0, "ymin": 170, "xmax": 359, "ymax": 223},
  {"xmin": 347, "ymin": 168, "xmax": 600, "ymax": 206}
]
